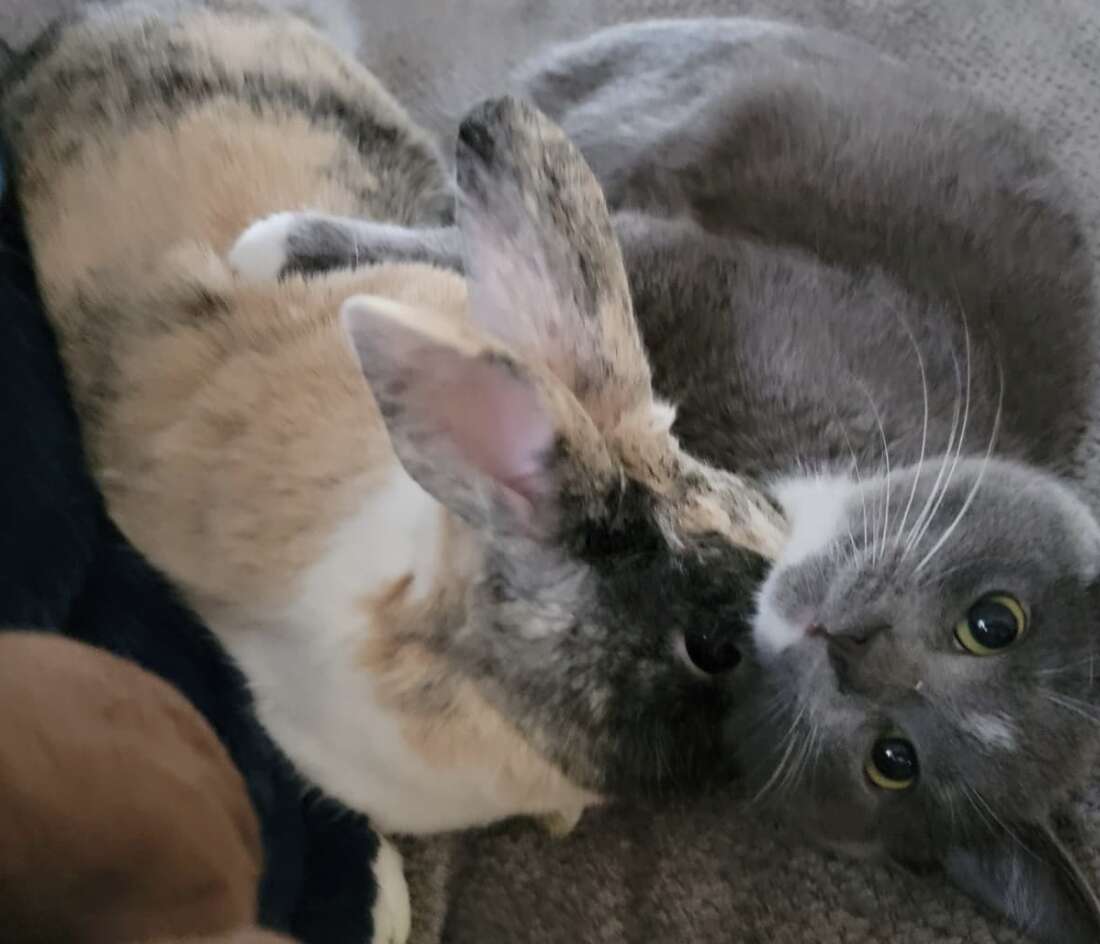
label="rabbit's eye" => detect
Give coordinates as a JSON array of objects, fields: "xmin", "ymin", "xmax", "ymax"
[{"xmin": 683, "ymin": 626, "xmax": 741, "ymax": 674}]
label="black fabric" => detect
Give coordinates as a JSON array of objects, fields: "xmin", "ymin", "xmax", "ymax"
[{"xmin": 0, "ymin": 147, "xmax": 375, "ymax": 944}]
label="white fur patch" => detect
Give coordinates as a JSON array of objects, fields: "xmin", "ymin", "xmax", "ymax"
[
  {"xmin": 752, "ymin": 473, "xmax": 857, "ymax": 657},
  {"xmin": 959, "ymin": 712, "xmax": 1017, "ymax": 752},
  {"xmin": 751, "ymin": 582, "xmax": 804, "ymax": 658},
  {"xmin": 371, "ymin": 838, "xmax": 411, "ymax": 944},
  {"xmin": 650, "ymin": 398, "xmax": 678, "ymax": 433},
  {"xmin": 228, "ymin": 211, "xmax": 300, "ymax": 282},
  {"xmin": 771, "ymin": 474, "xmax": 857, "ymax": 566},
  {"xmin": 215, "ymin": 465, "xmax": 589, "ymax": 833}
]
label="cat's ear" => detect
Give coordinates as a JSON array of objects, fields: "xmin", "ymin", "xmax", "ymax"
[
  {"xmin": 454, "ymin": 95, "xmax": 653, "ymax": 432},
  {"xmin": 942, "ymin": 819, "xmax": 1100, "ymax": 944},
  {"xmin": 341, "ymin": 294, "xmax": 606, "ymax": 536}
]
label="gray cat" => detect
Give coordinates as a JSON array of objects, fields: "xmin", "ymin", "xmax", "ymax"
[{"xmin": 228, "ymin": 18, "xmax": 1100, "ymax": 944}]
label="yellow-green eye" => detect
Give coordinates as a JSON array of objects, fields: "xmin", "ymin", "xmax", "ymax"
[
  {"xmin": 865, "ymin": 736, "xmax": 919, "ymax": 791},
  {"xmin": 954, "ymin": 594, "xmax": 1027, "ymax": 655}
]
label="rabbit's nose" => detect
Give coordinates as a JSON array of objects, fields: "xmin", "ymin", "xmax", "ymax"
[{"xmin": 683, "ymin": 624, "xmax": 742, "ymax": 674}]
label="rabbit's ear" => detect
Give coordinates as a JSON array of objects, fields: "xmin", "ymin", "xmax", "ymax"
[
  {"xmin": 455, "ymin": 96, "xmax": 652, "ymax": 432},
  {"xmin": 342, "ymin": 294, "xmax": 610, "ymax": 536}
]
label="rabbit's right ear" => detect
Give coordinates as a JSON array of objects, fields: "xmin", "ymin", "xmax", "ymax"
[
  {"xmin": 342, "ymin": 294, "xmax": 611, "ymax": 537},
  {"xmin": 455, "ymin": 96, "xmax": 653, "ymax": 432}
]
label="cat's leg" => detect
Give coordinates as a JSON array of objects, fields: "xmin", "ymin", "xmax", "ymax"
[
  {"xmin": 370, "ymin": 836, "xmax": 411, "ymax": 944},
  {"xmin": 229, "ymin": 213, "xmax": 463, "ymax": 281}
]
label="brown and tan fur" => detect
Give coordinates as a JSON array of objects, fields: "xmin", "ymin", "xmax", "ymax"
[
  {"xmin": 2, "ymin": 0, "xmax": 784, "ymax": 875},
  {"xmin": 0, "ymin": 631, "xmax": 262, "ymax": 944}
]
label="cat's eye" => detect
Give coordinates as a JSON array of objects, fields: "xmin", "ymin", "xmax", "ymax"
[
  {"xmin": 954, "ymin": 594, "xmax": 1027, "ymax": 656},
  {"xmin": 865, "ymin": 736, "xmax": 918, "ymax": 791}
]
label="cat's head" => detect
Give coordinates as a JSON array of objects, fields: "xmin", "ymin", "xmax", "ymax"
[
  {"xmin": 748, "ymin": 455, "xmax": 1100, "ymax": 941},
  {"xmin": 342, "ymin": 97, "xmax": 786, "ymax": 798}
]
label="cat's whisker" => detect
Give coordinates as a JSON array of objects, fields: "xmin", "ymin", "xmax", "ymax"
[
  {"xmin": 1034, "ymin": 661, "xmax": 1100, "ymax": 678},
  {"xmin": 744, "ymin": 688, "xmax": 793, "ymax": 728},
  {"xmin": 1040, "ymin": 690, "xmax": 1100, "ymax": 725},
  {"xmin": 939, "ymin": 780, "xmax": 961, "ymax": 839},
  {"xmin": 960, "ymin": 783, "xmax": 992, "ymax": 835},
  {"xmin": 906, "ymin": 314, "xmax": 971, "ymax": 556},
  {"xmin": 961, "ymin": 781, "xmax": 1028, "ymax": 853},
  {"xmin": 914, "ymin": 560, "xmax": 971, "ymax": 588},
  {"xmin": 776, "ymin": 714, "xmax": 821, "ymax": 800},
  {"xmin": 856, "ymin": 379, "xmax": 891, "ymax": 566},
  {"xmin": 800, "ymin": 720, "xmax": 823, "ymax": 792},
  {"xmin": 893, "ymin": 309, "xmax": 929, "ymax": 547},
  {"xmin": 843, "ymin": 517, "xmax": 859, "ymax": 558},
  {"xmin": 835, "ymin": 414, "xmax": 869, "ymax": 554},
  {"xmin": 806, "ymin": 721, "xmax": 824, "ymax": 787},
  {"xmin": 773, "ymin": 733, "xmax": 801, "ymax": 799},
  {"xmin": 904, "ymin": 349, "xmax": 961, "ymax": 556},
  {"xmin": 782, "ymin": 725, "xmax": 817, "ymax": 798},
  {"xmin": 749, "ymin": 696, "xmax": 810, "ymax": 806},
  {"xmin": 915, "ymin": 554, "xmax": 1023, "ymax": 589},
  {"xmin": 914, "ymin": 355, "xmax": 1002, "ymax": 573},
  {"xmin": 930, "ymin": 311, "xmax": 972, "ymax": 518}
]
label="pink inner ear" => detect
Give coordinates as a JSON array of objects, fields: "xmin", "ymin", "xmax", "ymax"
[{"xmin": 435, "ymin": 357, "xmax": 556, "ymax": 509}]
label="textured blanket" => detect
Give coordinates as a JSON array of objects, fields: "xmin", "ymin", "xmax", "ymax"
[{"xmin": 2, "ymin": 1, "xmax": 1098, "ymax": 942}]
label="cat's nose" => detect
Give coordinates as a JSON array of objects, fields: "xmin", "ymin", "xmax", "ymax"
[{"xmin": 823, "ymin": 625, "xmax": 889, "ymax": 689}]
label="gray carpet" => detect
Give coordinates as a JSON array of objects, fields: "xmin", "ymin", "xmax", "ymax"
[{"xmin": 3, "ymin": 1, "xmax": 1098, "ymax": 941}]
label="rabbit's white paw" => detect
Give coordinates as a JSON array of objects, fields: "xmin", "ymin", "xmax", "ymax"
[
  {"xmin": 228, "ymin": 212, "xmax": 299, "ymax": 282},
  {"xmin": 370, "ymin": 837, "xmax": 411, "ymax": 944}
]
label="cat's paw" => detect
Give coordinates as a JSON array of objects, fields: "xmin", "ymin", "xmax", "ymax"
[
  {"xmin": 369, "ymin": 837, "xmax": 411, "ymax": 944},
  {"xmin": 228, "ymin": 212, "xmax": 300, "ymax": 282}
]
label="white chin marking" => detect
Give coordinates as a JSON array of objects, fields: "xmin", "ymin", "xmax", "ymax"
[
  {"xmin": 227, "ymin": 211, "xmax": 300, "ymax": 282},
  {"xmin": 752, "ymin": 473, "xmax": 857, "ymax": 657},
  {"xmin": 371, "ymin": 838, "xmax": 411, "ymax": 944}
]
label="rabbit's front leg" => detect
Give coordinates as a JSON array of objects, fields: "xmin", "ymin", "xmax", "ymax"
[
  {"xmin": 229, "ymin": 213, "xmax": 463, "ymax": 282},
  {"xmin": 369, "ymin": 836, "xmax": 411, "ymax": 944}
]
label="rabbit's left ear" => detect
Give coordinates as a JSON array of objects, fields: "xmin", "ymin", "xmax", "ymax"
[
  {"xmin": 454, "ymin": 95, "xmax": 654, "ymax": 432},
  {"xmin": 942, "ymin": 818, "xmax": 1100, "ymax": 944}
]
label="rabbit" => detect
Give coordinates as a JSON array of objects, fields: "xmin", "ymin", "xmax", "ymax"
[{"xmin": 2, "ymin": 4, "xmax": 787, "ymax": 939}]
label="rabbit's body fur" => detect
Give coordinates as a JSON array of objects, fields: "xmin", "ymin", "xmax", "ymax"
[
  {"xmin": 2, "ymin": 0, "xmax": 784, "ymax": 858},
  {"xmin": 2, "ymin": 1, "xmax": 590, "ymax": 835}
]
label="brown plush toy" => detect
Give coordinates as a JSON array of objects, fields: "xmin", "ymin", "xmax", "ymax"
[{"xmin": 0, "ymin": 631, "xmax": 295, "ymax": 944}]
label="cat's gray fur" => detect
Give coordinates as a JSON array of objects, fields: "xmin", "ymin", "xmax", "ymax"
[{"xmin": 245, "ymin": 19, "xmax": 1100, "ymax": 943}]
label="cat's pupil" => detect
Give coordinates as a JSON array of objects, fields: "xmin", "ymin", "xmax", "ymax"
[
  {"xmin": 967, "ymin": 600, "xmax": 1019, "ymax": 649},
  {"xmin": 871, "ymin": 737, "xmax": 918, "ymax": 782}
]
